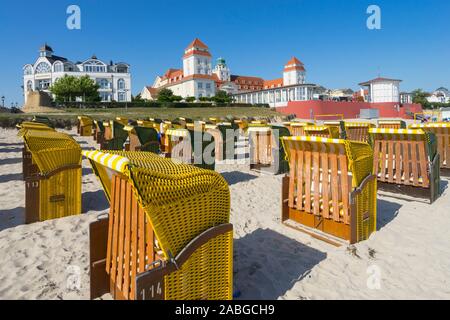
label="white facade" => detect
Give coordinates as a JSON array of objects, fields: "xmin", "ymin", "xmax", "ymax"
[
  {"xmin": 359, "ymin": 78, "xmax": 401, "ymax": 103},
  {"xmin": 23, "ymin": 44, "xmax": 132, "ymax": 103},
  {"xmin": 151, "ymin": 39, "xmax": 217, "ymax": 99},
  {"xmin": 427, "ymin": 87, "xmax": 450, "ymax": 104},
  {"xmin": 234, "ymin": 84, "xmax": 316, "ymax": 108}
]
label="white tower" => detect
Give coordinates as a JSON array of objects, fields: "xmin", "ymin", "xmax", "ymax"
[
  {"xmin": 183, "ymin": 38, "xmax": 212, "ymax": 76},
  {"xmin": 283, "ymin": 57, "xmax": 306, "ymax": 86},
  {"xmin": 213, "ymin": 57, "xmax": 231, "ymax": 82}
]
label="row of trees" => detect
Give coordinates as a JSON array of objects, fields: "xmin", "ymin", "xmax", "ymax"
[{"xmin": 156, "ymin": 88, "xmax": 234, "ymax": 104}]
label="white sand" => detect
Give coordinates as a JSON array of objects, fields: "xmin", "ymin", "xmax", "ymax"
[{"xmin": 0, "ymin": 127, "xmax": 449, "ymax": 300}]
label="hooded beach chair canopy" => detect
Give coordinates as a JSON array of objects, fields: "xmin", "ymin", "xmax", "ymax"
[{"xmin": 83, "ymin": 150, "xmax": 233, "ymax": 300}]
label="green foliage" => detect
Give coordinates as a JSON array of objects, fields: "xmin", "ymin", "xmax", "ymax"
[
  {"xmin": 132, "ymin": 93, "xmax": 144, "ymax": 102},
  {"xmin": 185, "ymin": 96, "xmax": 196, "ymax": 103},
  {"xmin": 157, "ymin": 88, "xmax": 175, "ymax": 102},
  {"xmin": 411, "ymin": 89, "xmax": 430, "ymax": 106},
  {"xmin": 50, "ymin": 75, "xmax": 100, "ymax": 102},
  {"xmin": 212, "ymin": 90, "xmax": 233, "ymax": 104}
]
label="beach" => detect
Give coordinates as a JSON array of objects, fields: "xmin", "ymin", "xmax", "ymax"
[{"xmin": 1, "ymin": 127, "xmax": 450, "ymax": 300}]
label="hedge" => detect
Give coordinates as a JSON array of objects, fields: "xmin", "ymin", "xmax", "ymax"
[{"xmin": 53, "ymin": 101, "xmax": 270, "ymax": 109}]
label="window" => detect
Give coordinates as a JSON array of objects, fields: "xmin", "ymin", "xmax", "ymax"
[
  {"xmin": 206, "ymin": 83, "xmax": 211, "ymax": 90},
  {"xmin": 118, "ymin": 92, "xmax": 126, "ymax": 102},
  {"xmin": 83, "ymin": 60, "xmax": 106, "ymax": 73},
  {"xmin": 198, "ymin": 82, "xmax": 203, "ymax": 89},
  {"xmin": 26, "ymin": 80, "xmax": 33, "ymax": 91},
  {"xmin": 54, "ymin": 62, "xmax": 63, "ymax": 73},
  {"xmin": 35, "ymin": 62, "xmax": 51, "ymax": 74},
  {"xmin": 100, "ymin": 92, "xmax": 111, "ymax": 102},
  {"xmin": 97, "ymin": 79, "xmax": 110, "ymax": 89},
  {"xmin": 37, "ymin": 79, "xmax": 51, "ymax": 90},
  {"xmin": 24, "ymin": 65, "xmax": 33, "ymax": 75},
  {"xmin": 118, "ymin": 79, "xmax": 125, "ymax": 90}
]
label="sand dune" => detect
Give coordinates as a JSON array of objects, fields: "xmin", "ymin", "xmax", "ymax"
[{"xmin": 1, "ymin": 127, "xmax": 449, "ymax": 300}]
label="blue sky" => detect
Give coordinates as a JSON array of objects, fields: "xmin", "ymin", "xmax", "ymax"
[{"xmin": 0, "ymin": 0, "xmax": 449, "ymax": 105}]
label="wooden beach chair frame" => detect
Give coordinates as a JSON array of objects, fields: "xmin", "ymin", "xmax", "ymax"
[
  {"xmin": 248, "ymin": 125, "xmax": 291, "ymax": 175},
  {"xmin": 123, "ymin": 125, "xmax": 160, "ymax": 153},
  {"xmin": 409, "ymin": 123, "xmax": 450, "ymax": 171},
  {"xmin": 77, "ymin": 116, "xmax": 94, "ymax": 137},
  {"xmin": 281, "ymin": 136, "xmax": 377, "ymax": 245},
  {"xmin": 84, "ymin": 150, "xmax": 233, "ymax": 300},
  {"xmin": 377, "ymin": 120, "xmax": 406, "ymax": 130},
  {"xmin": 165, "ymin": 128, "xmax": 216, "ymax": 170},
  {"xmin": 284, "ymin": 122, "xmax": 314, "ymax": 136},
  {"xmin": 303, "ymin": 126, "xmax": 341, "ymax": 139},
  {"xmin": 369, "ymin": 128, "xmax": 441, "ymax": 204},
  {"xmin": 101, "ymin": 120, "xmax": 129, "ymax": 150},
  {"xmin": 344, "ymin": 122, "xmax": 375, "ymax": 143}
]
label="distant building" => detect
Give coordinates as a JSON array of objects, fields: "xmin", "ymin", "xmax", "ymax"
[
  {"xmin": 358, "ymin": 77, "xmax": 401, "ymax": 103},
  {"xmin": 427, "ymin": 87, "xmax": 450, "ymax": 104},
  {"xmin": 233, "ymin": 57, "xmax": 317, "ymax": 107},
  {"xmin": 144, "ymin": 38, "xmax": 317, "ymax": 106},
  {"xmin": 400, "ymin": 92, "xmax": 414, "ymax": 104},
  {"xmin": 23, "ymin": 44, "xmax": 132, "ymax": 103},
  {"xmin": 329, "ymin": 88, "xmax": 354, "ymax": 101}
]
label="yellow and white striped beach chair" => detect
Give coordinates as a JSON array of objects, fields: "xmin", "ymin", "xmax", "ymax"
[{"xmin": 84, "ymin": 150, "xmax": 233, "ymax": 300}]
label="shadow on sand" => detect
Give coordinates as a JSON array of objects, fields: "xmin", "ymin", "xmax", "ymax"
[
  {"xmin": 0, "ymin": 207, "xmax": 25, "ymax": 232},
  {"xmin": 0, "ymin": 173, "xmax": 22, "ymax": 183},
  {"xmin": 377, "ymin": 199, "xmax": 402, "ymax": 230},
  {"xmin": 0, "ymin": 147, "xmax": 22, "ymax": 154},
  {"xmin": 0, "ymin": 157, "xmax": 21, "ymax": 166},
  {"xmin": 221, "ymin": 171, "xmax": 258, "ymax": 186},
  {"xmin": 82, "ymin": 190, "xmax": 109, "ymax": 213},
  {"xmin": 234, "ymin": 228, "xmax": 326, "ymax": 300}
]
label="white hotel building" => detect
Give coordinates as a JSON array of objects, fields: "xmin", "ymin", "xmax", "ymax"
[
  {"xmin": 233, "ymin": 57, "xmax": 317, "ymax": 107},
  {"xmin": 144, "ymin": 39, "xmax": 318, "ymax": 107},
  {"xmin": 23, "ymin": 44, "xmax": 132, "ymax": 103}
]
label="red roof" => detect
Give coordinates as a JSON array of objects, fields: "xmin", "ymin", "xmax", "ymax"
[
  {"xmin": 186, "ymin": 38, "xmax": 209, "ymax": 50},
  {"xmin": 285, "ymin": 57, "xmax": 304, "ymax": 66},
  {"xmin": 264, "ymin": 78, "xmax": 284, "ymax": 88}
]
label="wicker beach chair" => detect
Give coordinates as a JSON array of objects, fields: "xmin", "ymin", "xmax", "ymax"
[
  {"xmin": 205, "ymin": 123, "xmax": 237, "ymax": 161},
  {"xmin": 304, "ymin": 126, "xmax": 341, "ymax": 139},
  {"xmin": 77, "ymin": 116, "xmax": 94, "ymax": 137},
  {"xmin": 323, "ymin": 121, "xmax": 347, "ymax": 139},
  {"xmin": 123, "ymin": 125, "xmax": 160, "ymax": 153},
  {"xmin": 284, "ymin": 122, "xmax": 314, "ymax": 136},
  {"xmin": 32, "ymin": 115, "xmax": 54, "ymax": 128},
  {"xmin": 369, "ymin": 128, "xmax": 441, "ymax": 203},
  {"xmin": 248, "ymin": 124, "xmax": 291, "ymax": 175},
  {"xmin": 281, "ymin": 136, "xmax": 377, "ymax": 245},
  {"xmin": 165, "ymin": 128, "xmax": 216, "ymax": 170},
  {"xmin": 344, "ymin": 122, "xmax": 375, "ymax": 143},
  {"xmin": 409, "ymin": 123, "xmax": 450, "ymax": 170},
  {"xmin": 377, "ymin": 120, "xmax": 406, "ymax": 129},
  {"xmin": 93, "ymin": 120, "xmax": 105, "ymax": 143},
  {"xmin": 17, "ymin": 122, "xmax": 55, "ymax": 181},
  {"xmin": 21, "ymin": 130, "xmax": 82, "ymax": 224},
  {"xmin": 84, "ymin": 150, "xmax": 232, "ymax": 300},
  {"xmin": 101, "ymin": 120, "xmax": 129, "ymax": 150}
]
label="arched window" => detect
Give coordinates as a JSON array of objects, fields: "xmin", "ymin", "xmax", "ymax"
[
  {"xmin": 24, "ymin": 65, "xmax": 33, "ymax": 75},
  {"xmin": 83, "ymin": 59, "xmax": 106, "ymax": 73},
  {"xmin": 35, "ymin": 62, "xmax": 51, "ymax": 74},
  {"xmin": 118, "ymin": 79, "xmax": 125, "ymax": 90},
  {"xmin": 54, "ymin": 62, "xmax": 64, "ymax": 73},
  {"xmin": 26, "ymin": 80, "xmax": 33, "ymax": 91}
]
